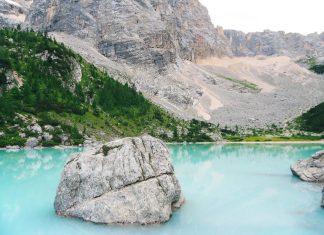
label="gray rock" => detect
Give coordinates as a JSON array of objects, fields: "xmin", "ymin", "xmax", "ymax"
[
  {"xmin": 28, "ymin": 124, "xmax": 42, "ymax": 134},
  {"xmin": 291, "ymin": 150, "xmax": 324, "ymax": 182},
  {"xmin": 43, "ymin": 132, "xmax": 53, "ymax": 141},
  {"xmin": 0, "ymin": 0, "xmax": 31, "ymax": 28},
  {"xmin": 54, "ymin": 135, "xmax": 184, "ymax": 225},
  {"xmin": 25, "ymin": 137, "xmax": 39, "ymax": 148},
  {"xmin": 59, "ymin": 134, "xmax": 69, "ymax": 145},
  {"xmin": 19, "ymin": 132, "xmax": 26, "ymax": 138},
  {"xmin": 44, "ymin": 125, "xmax": 54, "ymax": 131}
]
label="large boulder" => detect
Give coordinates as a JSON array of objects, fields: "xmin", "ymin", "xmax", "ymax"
[
  {"xmin": 291, "ymin": 150, "xmax": 324, "ymax": 182},
  {"xmin": 54, "ymin": 135, "xmax": 184, "ymax": 225}
]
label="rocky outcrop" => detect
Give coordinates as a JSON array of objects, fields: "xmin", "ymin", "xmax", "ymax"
[
  {"xmin": 0, "ymin": 0, "xmax": 32, "ymax": 28},
  {"xmin": 54, "ymin": 135, "xmax": 184, "ymax": 225},
  {"xmin": 224, "ymin": 29, "xmax": 324, "ymax": 58},
  {"xmin": 291, "ymin": 150, "xmax": 324, "ymax": 182},
  {"xmin": 5, "ymin": 0, "xmax": 322, "ymax": 61},
  {"xmin": 25, "ymin": 0, "xmax": 230, "ymax": 72}
]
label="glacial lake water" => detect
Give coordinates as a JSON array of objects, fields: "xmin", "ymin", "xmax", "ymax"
[{"xmin": 1, "ymin": 144, "xmax": 324, "ymax": 235}]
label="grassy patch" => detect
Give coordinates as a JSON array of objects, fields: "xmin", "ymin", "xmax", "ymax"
[
  {"xmin": 217, "ymin": 74, "xmax": 260, "ymax": 92},
  {"xmin": 0, "ymin": 136, "xmax": 26, "ymax": 147}
]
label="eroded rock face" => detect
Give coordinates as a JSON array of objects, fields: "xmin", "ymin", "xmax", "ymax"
[
  {"xmin": 25, "ymin": 0, "xmax": 230, "ymax": 70},
  {"xmin": 291, "ymin": 150, "xmax": 324, "ymax": 182},
  {"xmin": 224, "ymin": 29, "xmax": 324, "ymax": 58},
  {"xmin": 0, "ymin": 0, "xmax": 32, "ymax": 28},
  {"xmin": 54, "ymin": 135, "xmax": 184, "ymax": 225}
]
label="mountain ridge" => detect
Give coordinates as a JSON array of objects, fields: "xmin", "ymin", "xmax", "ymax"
[{"xmin": 0, "ymin": 0, "xmax": 323, "ymax": 129}]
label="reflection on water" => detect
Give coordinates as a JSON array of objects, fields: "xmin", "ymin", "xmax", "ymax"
[
  {"xmin": 0, "ymin": 148, "xmax": 83, "ymax": 181},
  {"xmin": 1, "ymin": 144, "xmax": 324, "ymax": 235}
]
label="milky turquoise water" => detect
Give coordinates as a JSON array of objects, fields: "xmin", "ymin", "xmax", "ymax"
[{"xmin": 1, "ymin": 144, "xmax": 324, "ymax": 235}]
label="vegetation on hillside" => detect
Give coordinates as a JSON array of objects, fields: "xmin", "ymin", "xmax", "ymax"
[
  {"xmin": 0, "ymin": 28, "xmax": 219, "ymax": 147},
  {"xmin": 296, "ymin": 102, "xmax": 324, "ymax": 133},
  {"xmin": 310, "ymin": 65, "xmax": 324, "ymax": 74},
  {"xmin": 298, "ymin": 56, "xmax": 324, "ymax": 75}
]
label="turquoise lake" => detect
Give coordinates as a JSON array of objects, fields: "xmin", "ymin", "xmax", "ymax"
[{"xmin": 1, "ymin": 144, "xmax": 324, "ymax": 235}]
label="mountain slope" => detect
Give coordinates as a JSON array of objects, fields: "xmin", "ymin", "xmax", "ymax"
[
  {"xmin": 1, "ymin": 0, "xmax": 323, "ymax": 130},
  {"xmin": 21, "ymin": 0, "xmax": 324, "ymax": 129},
  {"xmin": 0, "ymin": 28, "xmax": 220, "ymax": 147}
]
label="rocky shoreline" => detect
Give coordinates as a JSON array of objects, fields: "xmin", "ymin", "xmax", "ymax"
[
  {"xmin": 0, "ymin": 138, "xmax": 101, "ymax": 151},
  {"xmin": 2, "ymin": 139, "xmax": 323, "ymax": 151}
]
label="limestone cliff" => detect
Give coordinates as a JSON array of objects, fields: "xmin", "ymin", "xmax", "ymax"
[
  {"xmin": 25, "ymin": 0, "xmax": 231, "ymax": 72},
  {"xmin": 0, "ymin": 0, "xmax": 32, "ymax": 27},
  {"xmin": 224, "ymin": 29, "xmax": 324, "ymax": 58}
]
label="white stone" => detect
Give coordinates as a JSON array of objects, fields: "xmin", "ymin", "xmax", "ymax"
[
  {"xmin": 28, "ymin": 124, "xmax": 42, "ymax": 134},
  {"xmin": 43, "ymin": 132, "xmax": 53, "ymax": 141}
]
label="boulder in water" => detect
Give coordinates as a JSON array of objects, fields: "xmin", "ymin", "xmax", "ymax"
[
  {"xmin": 291, "ymin": 150, "xmax": 324, "ymax": 182},
  {"xmin": 54, "ymin": 135, "xmax": 184, "ymax": 225}
]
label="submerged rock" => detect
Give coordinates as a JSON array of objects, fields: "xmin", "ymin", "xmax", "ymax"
[
  {"xmin": 54, "ymin": 135, "xmax": 184, "ymax": 225},
  {"xmin": 291, "ymin": 150, "xmax": 324, "ymax": 182}
]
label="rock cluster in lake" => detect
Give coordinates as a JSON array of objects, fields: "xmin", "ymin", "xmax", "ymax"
[
  {"xmin": 291, "ymin": 150, "xmax": 324, "ymax": 182},
  {"xmin": 54, "ymin": 135, "xmax": 184, "ymax": 225}
]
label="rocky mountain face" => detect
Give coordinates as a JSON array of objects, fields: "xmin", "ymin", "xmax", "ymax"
[
  {"xmin": 0, "ymin": 0, "xmax": 32, "ymax": 27},
  {"xmin": 224, "ymin": 29, "xmax": 324, "ymax": 58},
  {"xmin": 25, "ymin": 0, "xmax": 231, "ymax": 72},
  {"xmin": 1, "ymin": 0, "xmax": 324, "ymax": 128}
]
